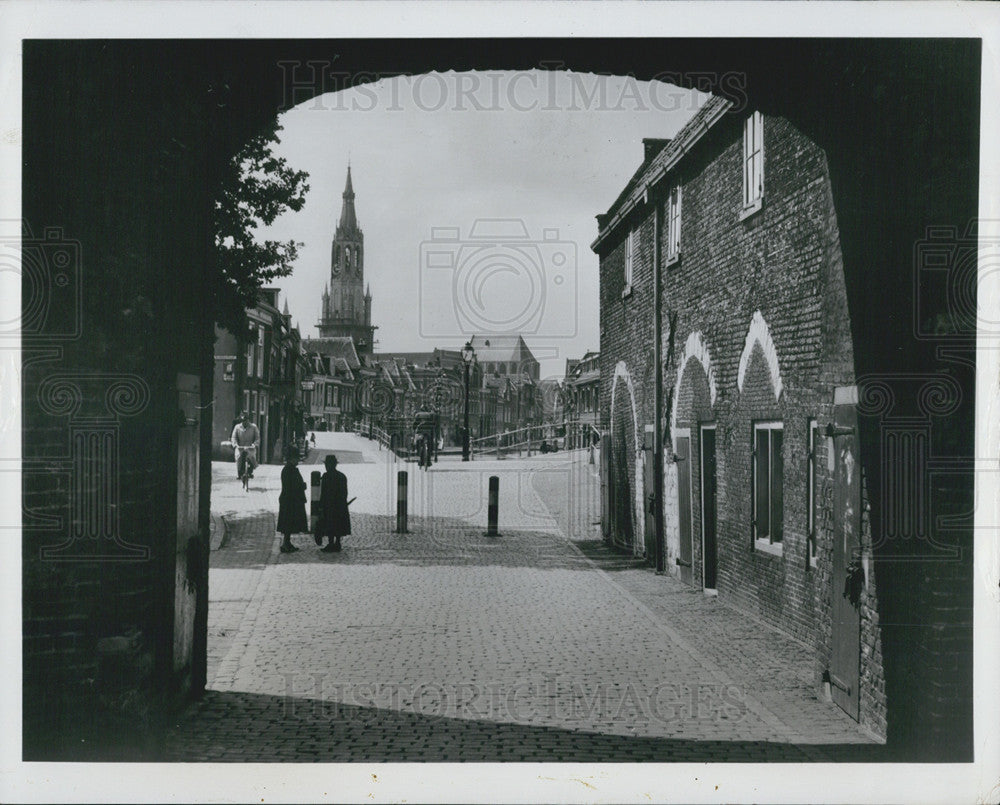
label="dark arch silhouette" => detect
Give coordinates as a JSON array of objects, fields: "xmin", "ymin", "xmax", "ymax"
[{"xmin": 22, "ymin": 39, "xmax": 978, "ymax": 761}]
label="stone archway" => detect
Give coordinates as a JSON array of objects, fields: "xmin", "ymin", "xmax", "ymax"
[
  {"xmin": 665, "ymin": 332, "xmax": 716, "ymax": 583},
  {"xmin": 610, "ymin": 361, "xmax": 643, "ymax": 554},
  {"xmin": 20, "ymin": 37, "xmax": 979, "ymax": 761}
]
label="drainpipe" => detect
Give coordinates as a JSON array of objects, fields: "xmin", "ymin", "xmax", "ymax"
[{"xmin": 651, "ymin": 189, "xmax": 666, "ymax": 574}]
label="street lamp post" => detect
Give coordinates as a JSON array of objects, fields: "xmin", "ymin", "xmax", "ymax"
[{"xmin": 462, "ymin": 341, "xmax": 475, "ymax": 461}]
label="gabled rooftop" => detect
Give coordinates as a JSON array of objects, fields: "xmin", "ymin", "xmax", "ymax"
[
  {"xmin": 302, "ymin": 336, "xmax": 361, "ymax": 370},
  {"xmin": 592, "ymin": 94, "xmax": 733, "ymax": 252}
]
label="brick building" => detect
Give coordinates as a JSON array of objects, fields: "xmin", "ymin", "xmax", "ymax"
[
  {"xmin": 594, "ymin": 96, "xmax": 887, "ymax": 733},
  {"xmin": 301, "ymin": 350, "xmax": 356, "ymax": 432},
  {"xmin": 563, "ymin": 350, "xmax": 600, "ymax": 448},
  {"xmin": 212, "ymin": 289, "xmax": 306, "ymax": 463},
  {"xmin": 374, "ymin": 338, "xmax": 542, "ymax": 450},
  {"xmin": 301, "ymin": 336, "xmax": 362, "ymax": 431}
]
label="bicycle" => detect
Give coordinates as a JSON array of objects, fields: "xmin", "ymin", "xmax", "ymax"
[{"xmin": 235, "ymin": 445, "xmax": 257, "ymax": 492}]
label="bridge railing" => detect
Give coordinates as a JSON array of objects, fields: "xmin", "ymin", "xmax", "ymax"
[
  {"xmin": 352, "ymin": 422, "xmax": 402, "ymax": 461},
  {"xmin": 469, "ymin": 420, "xmax": 601, "ymax": 460}
]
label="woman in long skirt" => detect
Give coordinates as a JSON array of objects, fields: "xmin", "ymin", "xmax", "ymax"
[{"xmin": 277, "ymin": 449, "xmax": 309, "ymax": 553}]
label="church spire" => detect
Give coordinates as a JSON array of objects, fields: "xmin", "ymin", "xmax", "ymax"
[{"xmin": 337, "ymin": 165, "xmax": 358, "ymax": 234}]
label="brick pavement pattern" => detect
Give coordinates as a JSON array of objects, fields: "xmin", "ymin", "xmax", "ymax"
[{"xmin": 164, "ymin": 434, "xmax": 880, "ymax": 761}]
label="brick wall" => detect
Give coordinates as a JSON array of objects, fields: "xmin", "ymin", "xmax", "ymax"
[
  {"xmin": 22, "ymin": 45, "xmax": 217, "ymax": 759},
  {"xmin": 597, "ymin": 112, "xmax": 887, "ymax": 738},
  {"xmin": 600, "ymin": 211, "xmax": 656, "ymax": 557}
]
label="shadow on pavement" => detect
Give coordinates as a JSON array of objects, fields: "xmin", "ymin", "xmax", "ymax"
[
  {"xmin": 274, "ymin": 511, "xmax": 595, "ymax": 571},
  {"xmin": 160, "ymin": 689, "xmax": 894, "ymax": 763}
]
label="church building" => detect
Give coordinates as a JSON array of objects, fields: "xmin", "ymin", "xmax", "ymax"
[{"xmin": 314, "ymin": 166, "xmax": 376, "ymax": 353}]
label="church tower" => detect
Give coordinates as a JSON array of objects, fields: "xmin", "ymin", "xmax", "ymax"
[{"xmin": 317, "ymin": 166, "xmax": 377, "ymax": 352}]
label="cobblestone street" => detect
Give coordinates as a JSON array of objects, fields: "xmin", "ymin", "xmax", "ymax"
[{"xmin": 165, "ymin": 432, "xmax": 880, "ymax": 762}]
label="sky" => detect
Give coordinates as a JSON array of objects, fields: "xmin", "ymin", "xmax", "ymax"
[{"xmin": 260, "ymin": 71, "xmax": 709, "ymax": 380}]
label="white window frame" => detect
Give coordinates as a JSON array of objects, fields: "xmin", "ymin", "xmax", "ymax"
[
  {"xmin": 622, "ymin": 228, "xmax": 634, "ymax": 297},
  {"xmin": 741, "ymin": 111, "xmax": 764, "ymax": 219},
  {"xmin": 246, "ymin": 336, "xmax": 254, "ymax": 378},
  {"xmin": 666, "ymin": 184, "xmax": 682, "ymax": 264},
  {"xmin": 752, "ymin": 420, "xmax": 783, "ymax": 555}
]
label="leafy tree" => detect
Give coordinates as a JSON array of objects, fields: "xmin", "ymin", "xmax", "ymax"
[{"xmin": 213, "ymin": 121, "xmax": 310, "ymax": 335}]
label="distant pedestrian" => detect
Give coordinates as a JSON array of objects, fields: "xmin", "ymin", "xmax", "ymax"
[
  {"xmin": 315, "ymin": 454, "xmax": 351, "ymax": 552},
  {"xmin": 276, "ymin": 449, "xmax": 308, "ymax": 553}
]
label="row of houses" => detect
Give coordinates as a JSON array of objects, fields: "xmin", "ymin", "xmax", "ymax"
[
  {"xmin": 213, "ymin": 310, "xmax": 560, "ymax": 461},
  {"xmin": 368, "ymin": 335, "xmax": 546, "ymax": 451},
  {"xmin": 593, "ymin": 97, "xmax": 885, "ymax": 735}
]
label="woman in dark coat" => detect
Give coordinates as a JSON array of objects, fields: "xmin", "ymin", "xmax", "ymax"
[
  {"xmin": 315, "ymin": 453, "xmax": 351, "ymax": 553},
  {"xmin": 276, "ymin": 450, "xmax": 308, "ymax": 553}
]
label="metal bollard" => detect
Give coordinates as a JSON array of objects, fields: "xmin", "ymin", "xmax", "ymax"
[
  {"xmin": 310, "ymin": 470, "xmax": 322, "ymax": 535},
  {"xmin": 484, "ymin": 475, "xmax": 501, "ymax": 537},
  {"xmin": 395, "ymin": 470, "xmax": 409, "ymax": 533}
]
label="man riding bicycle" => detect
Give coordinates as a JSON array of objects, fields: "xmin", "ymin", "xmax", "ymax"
[{"xmin": 231, "ymin": 411, "xmax": 260, "ymax": 480}]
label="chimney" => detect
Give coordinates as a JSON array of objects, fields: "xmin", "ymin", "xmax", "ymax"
[{"xmin": 642, "ymin": 138, "xmax": 672, "ymax": 163}]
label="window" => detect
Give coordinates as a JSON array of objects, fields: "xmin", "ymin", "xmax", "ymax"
[
  {"xmin": 623, "ymin": 228, "xmax": 635, "ymax": 293},
  {"xmin": 807, "ymin": 418, "xmax": 818, "ymax": 568},
  {"xmin": 243, "ymin": 391, "xmax": 250, "ymax": 417},
  {"xmin": 666, "ymin": 185, "xmax": 682, "ymax": 262},
  {"xmin": 256, "ymin": 327, "xmax": 265, "ymax": 378},
  {"xmin": 742, "ymin": 111, "xmax": 764, "ymax": 215},
  {"xmin": 246, "ymin": 336, "xmax": 254, "ymax": 377},
  {"xmin": 752, "ymin": 421, "xmax": 783, "ymax": 552}
]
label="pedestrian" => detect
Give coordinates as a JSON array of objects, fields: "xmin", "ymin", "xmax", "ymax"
[
  {"xmin": 314, "ymin": 453, "xmax": 351, "ymax": 553},
  {"xmin": 230, "ymin": 411, "xmax": 260, "ymax": 479},
  {"xmin": 276, "ymin": 448, "xmax": 308, "ymax": 553}
]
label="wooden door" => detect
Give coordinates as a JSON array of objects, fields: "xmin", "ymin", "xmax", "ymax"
[
  {"xmin": 643, "ymin": 425, "xmax": 655, "ymax": 562},
  {"xmin": 675, "ymin": 432, "xmax": 693, "ymax": 584},
  {"xmin": 700, "ymin": 424, "xmax": 718, "ymax": 591},
  {"xmin": 830, "ymin": 388, "xmax": 862, "ymax": 720}
]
